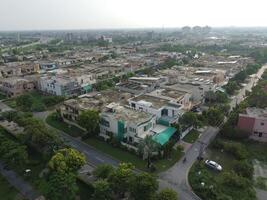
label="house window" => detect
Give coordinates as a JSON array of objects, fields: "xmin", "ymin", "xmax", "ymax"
[{"xmin": 261, "ymin": 122, "xmax": 264, "ymax": 126}]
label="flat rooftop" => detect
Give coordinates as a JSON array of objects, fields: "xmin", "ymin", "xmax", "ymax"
[
  {"xmin": 104, "ymin": 104, "xmax": 153, "ymax": 125},
  {"xmin": 130, "ymin": 94, "xmax": 170, "ymax": 109},
  {"xmin": 152, "ymin": 88, "xmax": 187, "ymax": 100},
  {"xmin": 245, "ymin": 107, "xmax": 267, "ymax": 118}
]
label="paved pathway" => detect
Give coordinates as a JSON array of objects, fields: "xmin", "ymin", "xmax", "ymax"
[{"xmin": 0, "ymin": 162, "xmax": 40, "ymax": 200}]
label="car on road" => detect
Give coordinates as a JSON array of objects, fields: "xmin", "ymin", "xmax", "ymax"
[{"xmin": 205, "ymin": 160, "xmax": 222, "ymax": 171}]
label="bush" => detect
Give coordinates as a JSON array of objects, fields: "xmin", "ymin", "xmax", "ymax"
[
  {"xmin": 213, "ymin": 139, "xmax": 249, "ymax": 160},
  {"xmin": 233, "ymin": 160, "xmax": 253, "ymax": 180},
  {"xmin": 31, "ymin": 102, "xmax": 47, "ymax": 112}
]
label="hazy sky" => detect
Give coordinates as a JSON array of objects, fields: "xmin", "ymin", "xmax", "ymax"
[{"xmin": 1, "ymin": 0, "xmax": 267, "ymax": 31}]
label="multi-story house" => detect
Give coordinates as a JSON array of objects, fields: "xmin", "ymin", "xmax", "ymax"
[
  {"xmin": 128, "ymin": 92, "xmax": 187, "ymax": 125},
  {"xmin": 237, "ymin": 107, "xmax": 267, "ymax": 142},
  {"xmin": 99, "ymin": 103, "xmax": 177, "ymax": 150},
  {"xmin": 39, "ymin": 74, "xmax": 96, "ymax": 97},
  {"xmin": 0, "ymin": 77, "xmax": 35, "ymax": 97}
]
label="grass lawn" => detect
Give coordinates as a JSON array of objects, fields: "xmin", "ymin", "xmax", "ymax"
[
  {"xmin": 182, "ymin": 130, "xmax": 200, "ymax": 143},
  {"xmin": 0, "ymin": 175, "xmax": 23, "ymax": 200},
  {"xmin": 85, "ymin": 137, "xmax": 183, "ymax": 172},
  {"xmin": 46, "ymin": 114, "xmax": 85, "ymax": 138}
]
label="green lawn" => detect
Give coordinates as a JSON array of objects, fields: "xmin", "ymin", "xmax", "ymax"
[
  {"xmin": 85, "ymin": 137, "xmax": 183, "ymax": 172},
  {"xmin": 46, "ymin": 114, "xmax": 85, "ymax": 138},
  {"xmin": 0, "ymin": 175, "xmax": 22, "ymax": 200},
  {"xmin": 182, "ymin": 130, "xmax": 200, "ymax": 143}
]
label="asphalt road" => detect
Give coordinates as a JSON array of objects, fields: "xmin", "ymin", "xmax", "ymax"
[
  {"xmin": 0, "ymin": 162, "xmax": 40, "ymax": 200},
  {"xmin": 229, "ymin": 65, "xmax": 267, "ymax": 110},
  {"xmin": 33, "ymin": 111, "xmax": 120, "ymax": 168},
  {"xmin": 158, "ymin": 127, "xmax": 219, "ymax": 200}
]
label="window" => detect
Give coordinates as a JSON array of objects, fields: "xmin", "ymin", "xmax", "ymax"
[
  {"xmin": 100, "ymin": 118, "xmax": 110, "ymax": 127},
  {"xmin": 261, "ymin": 122, "xmax": 264, "ymax": 126}
]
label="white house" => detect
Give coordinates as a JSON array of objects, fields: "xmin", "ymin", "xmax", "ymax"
[
  {"xmin": 39, "ymin": 74, "xmax": 96, "ymax": 97},
  {"xmin": 128, "ymin": 93, "xmax": 185, "ymax": 125},
  {"xmin": 99, "ymin": 103, "xmax": 177, "ymax": 149}
]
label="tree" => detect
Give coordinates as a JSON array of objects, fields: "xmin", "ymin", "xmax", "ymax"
[
  {"xmin": 130, "ymin": 172, "xmax": 158, "ymax": 200},
  {"xmin": 78, "ymin": 110, "xmax": 100, "ymax": 136},
  {"xmin": 224, "ymin": 81, "xmax": 239, "ymax": 95},
  {"xmin": 47, "ymin": 172, "xmax": 78, "ymax": 200},
  {"xmin": 92, "ymin": 179, "xmax": 112, "ymax": 200},
  {"xmin": 179, "ymin": 112, "xmax": 199, "ymax": 129},
  {"xmin": 203, "ymin": 107, "xmax": 224, "ymax": 126},
  {"xmin": 234, "ymin": 160, "xmax": 253, "ymax": 180},
  {"xmin": 23, "ymin": 117, "xmax": 60, "ymax": 152},
  {"xmin": 108, "ymin": 163, "xmax": 134, "ymax": 198},
  {"xmin": 16, "ymin": 94, "xmax": 33, "ymax": 111},
  {"xmin": 205, "ymin": 91, "xmax": 216, "ymax": 103},
  {"xmin": 215, "ymin": 91, "xmax": 228, "ymax": 103},
  {"xmin": 93, "ymin": 164, "xmax": 114, "ymax": 179},
  {"xmin": 48, "ymin": 148, "xmax": 86, "ymax": 173},
  {"xmin": 138, "ymin": 136, "xmax": 160, "ymax": 169},
  {"xmin": 157, "ymin": 188, "xmax": 178, "ymax": 200}
]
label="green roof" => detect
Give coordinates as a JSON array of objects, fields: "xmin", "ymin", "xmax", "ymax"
[{"xmin": 152, "ymin": 127, "xmax": 176, "ymax": 146}]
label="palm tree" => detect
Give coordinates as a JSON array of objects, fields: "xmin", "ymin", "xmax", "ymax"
[{"xmin": 138, "ymin": 135, "xmax": 160, "ymax": 169}]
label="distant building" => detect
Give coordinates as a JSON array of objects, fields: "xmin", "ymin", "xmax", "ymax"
[
  {"xmin": 0, "ymin": 77, "xmax": 35, "ymax": 97},
  {"xmin": 237, "ymin": 107, "xmax": 267, "ymax": 142}
]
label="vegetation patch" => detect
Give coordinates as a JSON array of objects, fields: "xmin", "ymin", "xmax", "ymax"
[
  {"xmin": 46, "ymin": 113, "xmax": 85, "ymax": 138},
  {"xmin": 182, "ymin": 130, "xmax": 200, "ymax": 143}
]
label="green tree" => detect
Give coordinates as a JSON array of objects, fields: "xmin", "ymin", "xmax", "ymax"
[
  {"xmin": 138, "ymin": 136, "xmax": 160, "ymax": 169},
  {"xmin": 108, "ymin": 163, "xmax": 134, "ymax": 198},
  {"xmin": 234, "ymin": 160, "xmax": 253, "ymax": 180},
  {"xmin": 92, "ymin": 179, "xmax": 112, "ymax": 200},
  {"xmin": 179, "ymin": 112, "xmax": 199, "ymax": 129},
  {"xmin": 93, "ymin": 164, "xmax": 114, "ymax": 179},
  {"xmin": 203, "ymin": 107, "xmax": 224, "ymax": 126},
  {"xmin": 47, "ymin": 172, "xmax": 78, "ymax": 200},
  {"xmin": 130, "ymin": 172, "xmax": 158, "ymax": 200},
  {"xmin": 48, "ymin": 148, "xmax": 86, "ymax": 173},
  {"xmin": 16, "ymin": 94, "xmax": 33, "ymax": 110},
  {"xmin": 78, "ymin": 110, "xmax": 100, "ymax": 136},
  {"xmin": 157, "ymin": 188, "xmax": 178, "ymax": 200}
]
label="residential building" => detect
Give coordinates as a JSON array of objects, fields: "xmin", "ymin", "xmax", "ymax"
[
  {"xmin": 128, "ymin": 92, "xmax": 185, "ymax": 125},
  {"xmin": 237, "ymin": 107, "xmax": 267, "ymax": 141},
  {"xmin": 39, "ymin": 74, "xmax": 96, "ymax": 97},
  {"xmin": 0, "ymin": 77, "xmax": 35, "ymax": 97},
  {"xmin": 60, "ymin": 90, "xmax": 132, "ymax": 123},
  {"xmin": 99, "ymin": 103, "xmax": 176, "ymax": 150}
]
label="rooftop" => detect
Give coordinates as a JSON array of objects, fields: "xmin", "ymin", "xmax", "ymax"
[
  {"xmin": 130, "ymin": 94, "xmax": 170, "ymax": 109},
  {"xmin": 103, "ymin": 104, "xmax": 153, "ymax": 125},
  {"xmin": 245, "ymin": 107, "xmax": 267, "ymax": 118}
]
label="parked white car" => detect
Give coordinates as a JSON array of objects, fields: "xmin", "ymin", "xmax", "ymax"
[{"xmin": 205, "ymin": 160, "xmax": 222, "ymax": 171}]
